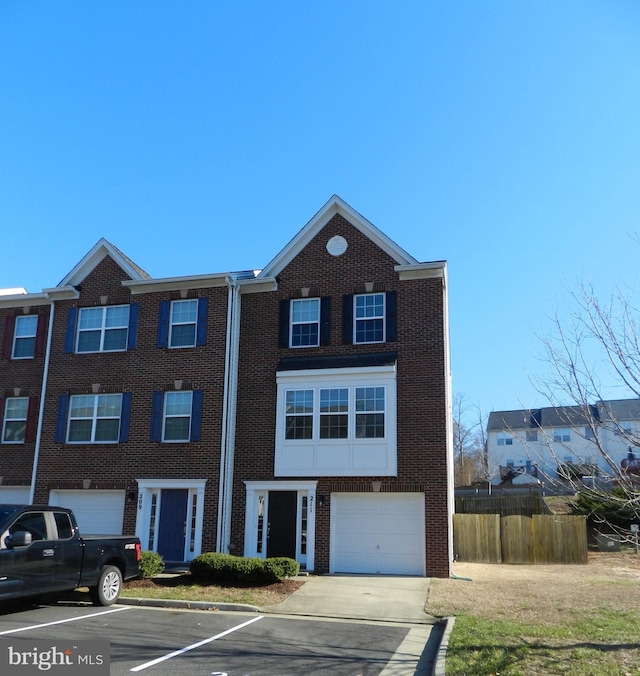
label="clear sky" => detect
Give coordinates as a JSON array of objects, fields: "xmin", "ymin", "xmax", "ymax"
[{"xmin": 2, "ymin": 1, "xmax": 640, "ymax": 425}]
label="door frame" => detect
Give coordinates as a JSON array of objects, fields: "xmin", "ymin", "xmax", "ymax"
[
  {"xmin": 135, "ymin": 479, "xmax": 207, "ymax": 561},
  {"xmin": 243, "ymin": 480, "xmax": 317, "ymax": 572}
]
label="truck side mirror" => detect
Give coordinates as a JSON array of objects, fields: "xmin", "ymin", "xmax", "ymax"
[{"xmin": 6, "ymin": 531, "xmax": 32, "ymax": 549}]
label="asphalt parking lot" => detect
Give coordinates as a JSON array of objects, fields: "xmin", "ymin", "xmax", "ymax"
[{"xmin": 0, "ymin": 600, "xmax": 438, "ymax": 675}]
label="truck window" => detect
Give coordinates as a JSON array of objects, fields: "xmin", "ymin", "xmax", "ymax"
[
  {"xmin": 4, "ymin": 512, "xmax": 49, "ymax": 547},
  {"xmin": 53, "ymin": 512, "xmax": 74, "ymax": 539}
]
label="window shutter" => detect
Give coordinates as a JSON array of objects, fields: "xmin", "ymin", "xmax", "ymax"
[
  {"xmin": 342, "ymin": 294, "xmax": 354, "ymax": 345},
  {"xmin": 127, "ymin": 303, "xmax": 139, "ymax": 350},
  {"xmin": 0, "ymin": 397, "xmax": 4, "ymax": 435},
  {"xmin": 190, "ymin": 390, "xmax": 203, "ymax": 441},
  {"xmin": 320, "ymin": 297, "xmax": 331, "ymax": 346},
  {"xmin": 157, "ymin": 301, "xmax": 170, "ymax": 348},
  {"xmin": 196, "ymin": 297, "xmax": 208, "ymax": 346},
  {"xmin": 64, "ymin": 308, "xmax": 77, "ymax": 353},
  {"xmin": 55, "ymin": 394, "xmax": 69, "ymax": 443},
  {"xmin": 25, "ymin": 397, "xmax": 37, "ymax": 443},
  {"xmin": 119, "ymin": 392, "xmax": 132, "ymax": 443},
  {"xmin": 34, "ymin": 314, "xmax": 46, "ymax": 358},
  {"xmin": 150, "ymin": 391, "xmax": 164, "ymax": 441},
  {"xmin": 1, "ymin": 316, "xmax": 15, "ymax": 359},
  {"xmin": 386, "ymin": 291, "xmax": 397, "ymax": 342},
  {"xmin": 279, "ymin": 299, "xmax": 290, "ymax": 348}
]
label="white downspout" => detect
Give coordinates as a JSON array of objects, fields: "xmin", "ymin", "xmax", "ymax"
[
  {"xmin": 29, "ymin": 296, "xmax": 55, "ymax": 504},
  {"xmin": 217, "ymin": 276, "xmax": 240, "ymax": 553}
]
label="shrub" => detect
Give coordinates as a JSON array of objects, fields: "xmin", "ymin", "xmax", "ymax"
[
  {"xmin": 190, "ymin": 552, "xmax": 299, "ymax": 583},
  {"xmin": 139, "ymin": 550, "xmax": 165, "ymax": 578}
]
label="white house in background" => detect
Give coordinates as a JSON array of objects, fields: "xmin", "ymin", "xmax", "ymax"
[{"xmin": 487, "ymin": 399, "xmax": 640, "ymax": 486}]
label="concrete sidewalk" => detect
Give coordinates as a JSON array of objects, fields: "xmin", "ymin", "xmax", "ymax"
[{"xmin": 262, "ymin": 574, "xmax": 438, "ymax": 624}]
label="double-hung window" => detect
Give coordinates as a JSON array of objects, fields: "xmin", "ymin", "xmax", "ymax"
[
  {"xmin": 497, "ymin": 432, "xmax": 513, "ymax": 446},
  {"xmin": 150, "ymin": 390, "xmax": 203, "ymax": 442},
  {"xmin": 285, "ymin": 390, "xmax": 313, "ymax": 439},
  {"xmin": 2, "ymin": 397, "xmax": 29, "ymax": 443},
  {"xmin": 355, "ymin": 386, "xmax": 385, "ymax": 438},
  {"xmin": 354, "ymin": 293, "xmax": 385, "ymax": 343},
  {"xmin": 67, "ymin": 394, "xmax": 123, "ymax": 443},
  {"xmin": 319, "ymin": 388, "xmax": 348, "ymax": 438},
  {"xmin": 65, "ymin": 304, "xmax": 137, "ymax": 353},
  {"xmin": 553, "ymin": 428, "xmax": 570, "ymax": 443},
  {"xmin": 12, "ymin": 316, "xmax": 38, "ymax": 359},
  {"xmin": 157, "ymin": 298, "xmax": 208, "ymax": 349},
  {"xmin": 290, "ymin": 299, "xmax": 320, "ymax": 347},
  {"xmin": 77, "ymin": 305, "xmax": 130, "ymax": 352}
]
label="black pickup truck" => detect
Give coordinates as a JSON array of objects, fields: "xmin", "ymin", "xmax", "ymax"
[{"xmin": 0, "ymin": 505, "xmax": 141, "ymax": 606}]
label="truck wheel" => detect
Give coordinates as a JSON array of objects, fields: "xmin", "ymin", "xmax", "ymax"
[{"xmin": 90, "ymin": 565, "xmax": 122, "ymax": 606}]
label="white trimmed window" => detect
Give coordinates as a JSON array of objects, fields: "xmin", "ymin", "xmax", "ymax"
[
  {"xmin": 354, "ymin": 293, "xmax": 385, "ymax": 343},
  {"xmin": 553, "ymin": 428, "xmax": 570, "ymax": 443},
  {"xmin": 497, "ymin": 432, "xmax": 513, "ymax": 446},
  {"xmin": 12, "ymin": 315, "xmax": 38, "ymax": 359},
  {"xmin": 77, "ymin": 305, "xmax": 130, "ymax": 353},
  {"xmin": 170, "ymin": 299, "xmax": 198, "ymax": 348},
  {"xmin": 290, "ymin": 298, "xmax": 320, "ymax": 348},
  {"xmin": 68, "ymin": 394, "xmax": 122, "ymax": 443},
  {"xmin": 2, "ymin": 397, "xmax": 28, "ymax": 443},
  {"xmin": 163, "ymin": 391, "xmax": 193, "ymax": 441},
  {"xmin": 276, "ymin": 366, "xmax": 397, "ymax": 477}
]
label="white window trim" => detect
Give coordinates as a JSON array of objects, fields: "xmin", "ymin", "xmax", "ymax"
[
  {"xmin": 169, "ymin": 299, "xmax": 198, "ymax": 348},
  {"xmin": 76, "ymin": 305, "xmax": 130, "ymax": 354},
  {"xmin": 290, "ymin": 298, "xmax": 320, "ymax": 348},
  {"xmin": 354, "ymin": 293, "xmax": 386, "ymax": 345},
  {"xmin": 67, "ymin": 393, "xmax": 122, "ymax": 444},
  {"xmin": 2, "ymin": 396, "xmax": 29, "ymax": 444},
  {"xmin": 275, "ymin": 365, "xmax": 397, "ymax": 477},
  {"xmin": 496, "ymin": 432, "xmax": 513, "ymax": 446},
  {"xmin": 243, "ymin": 480, "xmax": 317, "ymax": 571},
  {"xmin": 162, "ymin": 391, "xmax": 193, "ymax": 443},
  {"xmin": 134, "ymin": 479, "xmax": 207, "ymax": 562},
  {"xmin": 12, "ymin": 315, "xmax": 38, "ymax": 360}
]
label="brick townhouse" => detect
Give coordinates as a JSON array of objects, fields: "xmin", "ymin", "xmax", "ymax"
[{"xmin": 0, "ymin": 196, "xmax": 453, "ymax": 577}]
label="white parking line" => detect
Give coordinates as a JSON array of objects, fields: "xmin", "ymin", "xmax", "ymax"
[
  {"xmin": 0, "ymin": 606, "xmax": 130, "ymax": 635},
  {"xmin": 130, "ymin": 615, "xmax": 264, "ymax": 672}
]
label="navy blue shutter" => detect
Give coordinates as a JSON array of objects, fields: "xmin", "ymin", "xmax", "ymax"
[
  {"xmin": 342, "ymin": 295, "xmax": 354, "ymax": 345},
  {"xmin": 127, "ymin": 303, "xmax": 139, "ymax": 350},
  {"xmin": 150, "ymin": 391, "xmax": 164, "ymax": 441},
  {"xmin": 157, "ymin": 301, "xmax": 170, "ymax": 348},
  {"xmin": 320, "ymin": 297, "xmax": 331, "ymax": 346},
  {"xmin": 190, "ymin": 390, "xmax": 203, "ymax": 441},
  {"xmin": 196, "ymin": 298, "xmax": 208, "ymax": 346},
  {"xmin": 386, "ymin": 291, "xmax": 397, "ymax": 342},
  {"xmin": 1, "ymin": 316, "xmax": 14, "ymax": 359},
  {"xmin": 119, "ymin": 392, "xmax": 132, "ymax": 442},
  {"xmin": 55, "ymin": 394, "xmax": 69, "ymax": 443},
  {"xmin": 64, "ymin": 308, "xmax": 78, "ymax": 353},
  {"xmin": 279, "ymin": 299, "xmax": 290, "ymax": 348}
]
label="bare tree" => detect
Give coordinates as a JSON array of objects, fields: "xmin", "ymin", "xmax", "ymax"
[
  {"xmin": 533, "ymin": 279, "xmax": 640, "ymax": 540},
  {"xmin": 452, "ymin": 394, "xmax": 491, "ymax": 487}
]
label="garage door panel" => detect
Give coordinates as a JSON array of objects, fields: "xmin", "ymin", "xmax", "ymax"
[
  {"xmin": 49, "ymin": 490, "xmax": 125, "ymax": 535},
  {"xmin": 331, "ymin": 494, "xmax": 425, "ymax": 575}
]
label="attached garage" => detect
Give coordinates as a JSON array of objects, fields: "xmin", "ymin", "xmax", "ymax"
[
  {"xmin": 49, "ymin": 490, "xmax": 125, "ymax": 535},
  {"xmin": 0, "ymin": 486, "xmax": 31, "ymax": 504},
  {"xmin": 330, "ymin": 493, "xmax": 425, "ymax": 575}
]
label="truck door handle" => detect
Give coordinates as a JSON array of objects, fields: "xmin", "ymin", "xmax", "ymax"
[{"xmin": 43, "ymin": 549, "xmax": 55, "ymax": 557}]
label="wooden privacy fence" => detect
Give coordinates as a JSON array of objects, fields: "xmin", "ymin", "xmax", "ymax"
[
  {"xmin": 455, "ymin": 494, "xmax": 548, "ymax": 517},
  {"xmin": 454, "ymin": 513, "xmax": 588, "ymax": 564}
]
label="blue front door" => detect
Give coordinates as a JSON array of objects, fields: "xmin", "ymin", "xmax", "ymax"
[{"xmin": 157, "ymin": 489, "xmax": 188, "ymax": 561}]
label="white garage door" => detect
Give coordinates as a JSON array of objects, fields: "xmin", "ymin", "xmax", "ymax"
[
  {"xmin": 331, "ymin": 493, "xmax": 425, "ymax": 575},
  {"xmin": 0, "ymin": 486, "xmax": 31, "ymax": 504},
  {"xmin": 49, "ymin": 490, "xmax": 125, "ymax": 535}
]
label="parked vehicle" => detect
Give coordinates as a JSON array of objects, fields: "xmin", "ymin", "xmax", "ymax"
[{"xmin": 0, "ymin": 505, "xmax": 141, "ymax": 606}]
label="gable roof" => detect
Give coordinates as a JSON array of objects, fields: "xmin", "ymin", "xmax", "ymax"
[
  {"xmin": 257, "ymin": 195, "xmax": 419, "ymax": 279},
  {"xmin": 58, "ymin": 238, "xmax": 150, "ymax": 287}
]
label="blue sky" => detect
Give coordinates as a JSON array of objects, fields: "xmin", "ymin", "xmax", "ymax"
[{"xmin": 2, "ymin": 1, "xmax": 640, "ymax": 424}]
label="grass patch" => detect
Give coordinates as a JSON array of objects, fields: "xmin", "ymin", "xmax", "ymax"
[{"xmin": 445, "ymin": 611, "xmax": 640, "ymax": 675}]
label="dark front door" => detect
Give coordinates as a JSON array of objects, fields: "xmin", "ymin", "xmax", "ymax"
[
  {"xmin": 157, "ymin": 489, "xmax": 189, "ymax": 561},
  {"xmin": 267, "ymin": 491, "xmax": 297, "ymax": 559}
]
